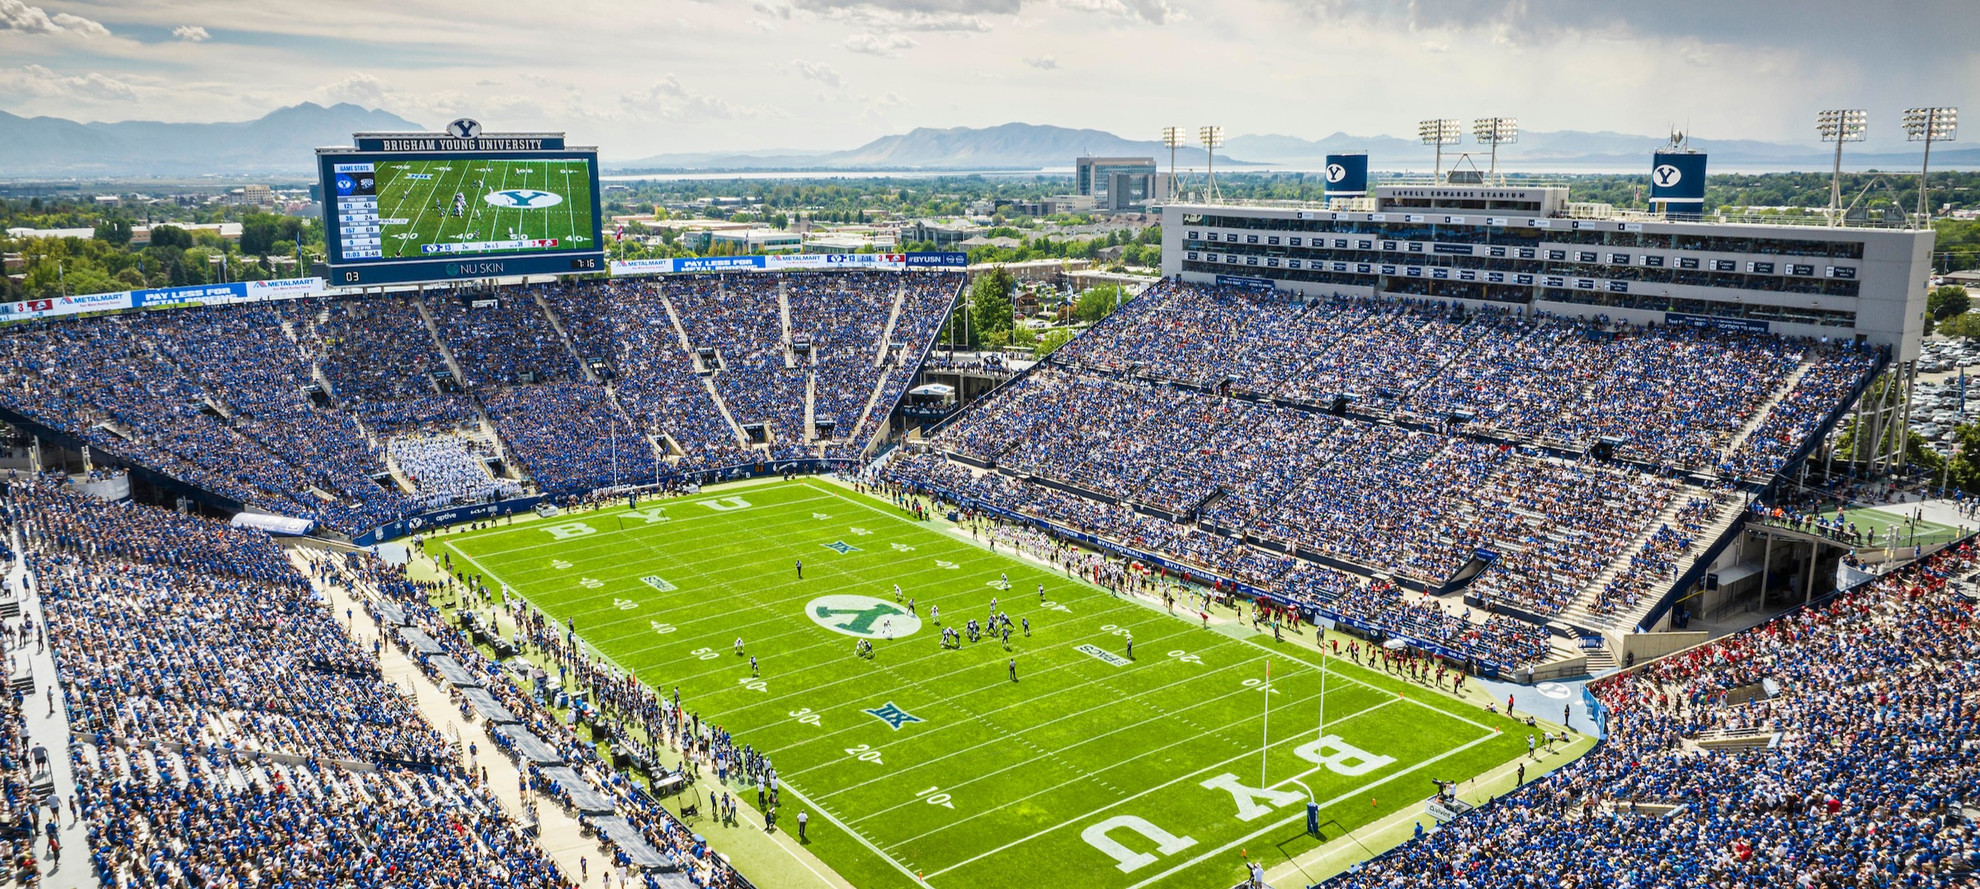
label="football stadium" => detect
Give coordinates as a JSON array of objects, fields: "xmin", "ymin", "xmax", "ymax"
[{"xmin": 0, "ymin": 107, "xmax": 1975, "ymax": 889}]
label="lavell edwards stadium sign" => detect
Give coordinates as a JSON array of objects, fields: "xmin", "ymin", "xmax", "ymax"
[{"xmin": 0, "ymin": 278, "xmax": 327, "ymax": 323}]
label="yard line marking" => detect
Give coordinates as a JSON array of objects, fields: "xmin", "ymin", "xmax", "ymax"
[
  {"xmin": 771, "ymin": 778, "xmax": 926, "ymax": 887},
  {"xmin": 1230, "ymin": 632, "xmax": 1499, "ymax": 732},
  {"xmin": 801, "ymin": 649, "xmax": 1288, "ymax": 790},
  {"xmin": 840, "ymin": 674, "xmax": 1373, "ymax": 819},
  {"xmin": 914, "ymin": 696, "xmax": 1407, "ymax": 869},
  {"xmin": 1120, "ymin": 729, "xmax": 1503, "ymax": 889}
]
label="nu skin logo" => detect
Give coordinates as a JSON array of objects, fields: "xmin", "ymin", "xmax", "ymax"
[
  {"xmin": 484, "ymin": 189, "xmax": 564, "ymax": 209},
  {"xmin": 1653, "ymin": 164, "xmax": 1683, "ymax": 187}
]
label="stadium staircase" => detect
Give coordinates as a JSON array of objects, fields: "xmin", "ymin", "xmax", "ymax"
[
  {"xmin": 531, "ymin": 291, "xmax": 597, "ymax": 382},
  {"xmin": 803, "ymin": 372, "xmax": 818, "ymax": 445},
  {"xmin": 778, "ymin": 276, "xmax": 797, "ymax": 369},
  {"xmin": 412, "ymin": 298, "xmax": 473, "ymax": 393},
  {"xmin": 658, "ymin": 290, "xmax": 752, "ymax": 450},
  {"xmin": 874, "ymin": 279, "xmax": 908, "ymax": 367},
  {"xmin": 1553, "ymin": 494, "xmax": 1745, "ymax": 636},
  {"xmin": 1719, "ymin": 350, "xmax": 1821, "ymax": 473}
]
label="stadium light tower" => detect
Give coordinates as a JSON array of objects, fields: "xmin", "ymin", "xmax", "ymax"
[
  {"xmin": 1816, "ymin": 108, "xmax": 1867, "ymax": 226},
  {"xmin": 1904, "ymin": 107, "xmax": 1958, "ymax": 223},
  {"xmin": 1199, "ymin": 125, "xmax": 1224, "ymax": 202},
  {"xmin": 1472, "ymin": 117, "xmax": 1519, "ymax": 183},
  {"xmin": 1419, "ymin": 118, "xmax": 1462, "ymax": 182},
  {"xmin": 1162, "ymin": 126, "xmax": 1185, "ymax": 202}
]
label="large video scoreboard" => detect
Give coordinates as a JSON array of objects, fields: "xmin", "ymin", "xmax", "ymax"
[{"xmin": 317, "ymin": 120, "xmax": 605, "ymax": 286}]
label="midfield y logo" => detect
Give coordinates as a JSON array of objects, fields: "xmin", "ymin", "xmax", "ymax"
[
  {"xmin": 484, "ymin": 189, "xmax": 564, "ymax": 209},
  {"xmin": 807, "ymin": 594, "xmax": 921, "ymax": 638}
]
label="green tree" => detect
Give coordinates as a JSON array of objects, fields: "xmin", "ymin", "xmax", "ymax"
[
  {"xmin": 148, "ymin": 225, "xmax": 193, "ymax": 250},
  {"xmin": 1929, "ymin": 285, "xmax": 1971, "ymax": 321},
  {"xmin": 240, "ymin": 212, "xmax": 281, "ymax": 256},
  {"xmin": 93, "ymin": 217, "xmax": 132, "ymax": 247},
  {"xmin": 1940, "ymin": 312, "xmax": 1980, "ymax": 339},
  {"xmin": 1034, "ymin": 326, "xmax": 1075, "ymax": 358},
  {"xmin": 1074, "ymin": 284, "xmax": 1123, "ymax": 322},
  {"xmin": 970, "ymin": 267, "xmax": 1017, "ymax": 341}
]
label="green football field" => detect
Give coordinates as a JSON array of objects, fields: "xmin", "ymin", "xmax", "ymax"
[
  {"xmin": 428, "ymin": 480, "xmax": 1531, "ymax": 889},
  {"xmin": 371, "ymin": 157, "xmax": 596, "ymax": 259}
]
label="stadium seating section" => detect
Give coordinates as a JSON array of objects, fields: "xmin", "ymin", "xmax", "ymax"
[
  {"xmin": 883, "ymin": 281, "xmax": 1880, "ymax": 668},
  {"xmin": 1325, "ymin": 538, "xmax": 1980, "ymax": 888},
  {"xmin": 0, "ymin": 273, "xmax": 960, "ymax": 535}
]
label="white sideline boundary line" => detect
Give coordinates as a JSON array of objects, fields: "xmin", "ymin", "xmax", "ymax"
[
  {"xmin": 918, "ymin": 697, "xmax": 1405, "ymax": 876},
  {"xmin": 1122, "ymin": 730, "xmax": 1502, "ymax": 889}
]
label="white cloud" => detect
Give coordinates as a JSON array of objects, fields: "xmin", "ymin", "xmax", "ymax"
[
  {"xmin": 621, "ymin": 74, "xmax": 751, "ymax": 121},
  {"xmin": 321, "ymin": 71, "xmax": 389, "ymax": 107},
  {"xmin": 0, "ymin": 63, "xmax": 136, "ymax": 100},
  {"xmin": 1024, "ymin": 55, "xmax": 1057, "ymax": 69},
  {"xmin": 842, "ymin": 32, "xmax": 915, "ymax": 56},
  {"xmin": 792, "ymin": 58, "xmax": 843, "ymax": 88},
  {"xmin": 171, "ymin": 24, "xmax": 210, "ymax": 42},
  {"xmin": 0, "ymin": 0, "xmax": 108, "ymax": 36},
  {"xmin": 1056, "ymin": 0, "xmax": 1175, "ymax": 24}
]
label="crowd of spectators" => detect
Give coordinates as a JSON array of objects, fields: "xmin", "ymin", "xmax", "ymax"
[
  {"xmin": 15, "ymin": 482, "xmax": 452, "ymax": 765},
  {"xmin": 674, "ymin": 275, "xmax": 812, "ymax": 460},
  {"xmin": 789, "ymin": 272, "xmax": 895, "ymax": 442},
  {"xmin": 300, "ymin": 297, "xmax": 455, "ymax": 407},
  {"xmin": 1051, "ymin": 281, "xmax": 1879, "ymax": 477},
  {"xmin": 10, "ymin": 483, "xmax": 568, "ymax": 887},
  {"xmin": 427, "ymin": 293, "xmax": 578, "ymax": 388},
  {"xmin": 482, "ymin": 382, "xmax": 645, "ymax": 496},
  {"xmin": 339, "ymin": 538, "xmax": 750, "ymax": 886},
  {"xmin": 539, "ymin": 279, "xmax": 753, "ymax": 473},
  {"xmin": 1592, "ymin": 494, "xmax": 1728, "ymax": 618},
  {"xmin": 389, "ymin": 432, "xmax": 522, "ymax": 509},
  {"xmin": 1720, "ymin": 345, "xmax": 1880, "ymax": 479},
  {"xmin": 0, "ymin": 272, "xmax": 948, "ymax": 538},
  {"xmin": 1457, "ymin": 457, "xmax": 1684, "ymax": 617},
  {"xmin": 1328, "ymin": 537, "xmax": 1980, "ymax": 888},
  {"xmin": 0, "ymin": 311, "xmax": 400, "ymax": 535}
]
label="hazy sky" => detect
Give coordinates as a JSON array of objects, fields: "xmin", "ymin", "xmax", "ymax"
[{"xmin": 2, "ymin": 0, "xmax": 1975, "ymax": 158}]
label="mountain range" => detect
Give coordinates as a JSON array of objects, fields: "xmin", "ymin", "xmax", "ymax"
[
  {"xmin": 2, "ymin": 103, "xmax": 1976, "ymax": 179},
  {"xmin": 0, "ymin": 102, "xmax": 424, "ymax": 178}
]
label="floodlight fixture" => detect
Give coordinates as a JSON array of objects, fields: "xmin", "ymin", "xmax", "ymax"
[
  {"xmin": 1904, "ymin": 107, "xmax": 1957, "ymax": 222},
  {"xmin": 1419, "ymin": 118, "xmax": 1462, "ymax": 180},
  {"xmin": 1817, "ymin": 109, "xmax": 1867, "ymax": 225}
]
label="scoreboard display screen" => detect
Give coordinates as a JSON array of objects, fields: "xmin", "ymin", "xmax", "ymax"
[{"xmin": 318, "ymin": 146, "xmax": 603, "ymax": 286}]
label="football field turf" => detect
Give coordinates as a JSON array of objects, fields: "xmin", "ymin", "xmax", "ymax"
[
  {"xmin": 372, "ymin": 158, "xmax": 596, "ymax": 259},
  {"xmin": 429, "ymin": 480, "xmax": 1532, "ymax": 889}
]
